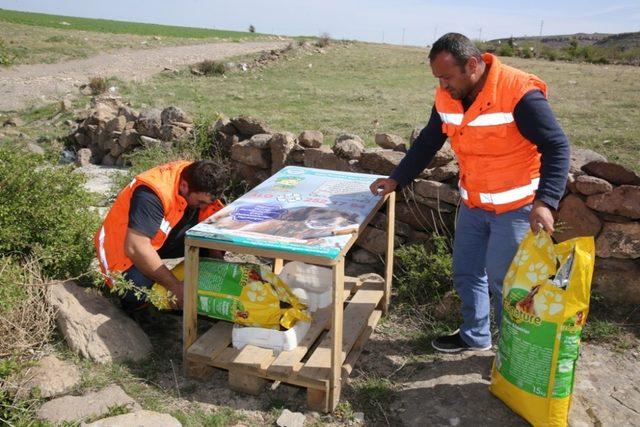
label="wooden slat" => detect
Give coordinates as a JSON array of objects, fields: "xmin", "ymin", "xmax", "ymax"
[
  {"xmin": 383, "ymin": 192, "xmax": 395, "ymax": 313},
  {"xmin": 267, "ymin": 275, "xmax": 361, "ymax": 377},
  {"xmin": 342, "ymin": 310, "xmax": 382, "ymax": 376},
  {"xmin": 273, "ymin": 258, "xmax": 284, "ymax": 274},
  {"xmin": 297, "ymin": 281, "xmax": 384, "ymax": 382},
  {"xmin": 183, "ymin": 245, "xmax": 200, "ymax": 363},
  {"xmin": 186, "ymin": 321, "xmax": 233, "ymax": 365},
  {"xmin": 329, "ymin": 259, "xmax": 345, "ymax": 410}
]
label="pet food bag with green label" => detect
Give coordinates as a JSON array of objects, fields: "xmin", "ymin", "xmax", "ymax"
[
  {"xmin": 154, "ymin": 258, "xmax": 310, "ymax": 329},
  {"xmin": 490, "ymin": 230, "xmax": 595, "ymax": 427}
]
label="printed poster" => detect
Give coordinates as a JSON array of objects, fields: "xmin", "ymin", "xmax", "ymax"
[{"xmin": 187, "ymin": 166, "xmax": 385, "ymax": 259}]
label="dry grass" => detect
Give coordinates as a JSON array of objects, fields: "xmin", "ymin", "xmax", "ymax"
[{"xmin": 0, "ymin": 259, "xmax": 56, "ymax": 359}]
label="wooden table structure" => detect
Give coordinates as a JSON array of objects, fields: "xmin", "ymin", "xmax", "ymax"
[{"xmin": 182, "ymin": 167, "xmax": 395, "ymax": 412}]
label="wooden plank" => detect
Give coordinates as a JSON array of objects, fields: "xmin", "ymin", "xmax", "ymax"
[
  {"xmin": 307, "ymin": 388, "xmax": 329, "ymax": 412},
  {"xmin": 329, "ymin": 259, "xmax": 345, "ymax": 410},
  {"xmin": 185, "ymin": 237, "xmax": 340, "ymax": 266},
  {"xmin": 182, "ymin": 245, "xmax": 200, "ymax": 369},
  {"xmin": 298, "ymin": 281, "xmax": 384, "ymax": 382},
  {"xmin": 267, "ymin": 276, "xmax": 361, "ymax": 378},
  {"xmin": 383, "ymin": 191, "xmax": 395, "ymax": 314},
  {"xmin": 185, "ymin": 321, "xmax": 233, "ymax": 365},
  {"xmin": 342, "ymin": 310, "xmax": 382, "ymax": 377},
  {"xmin": 273, "ymin": 258, "xmax": 284, "ymax": 274}
]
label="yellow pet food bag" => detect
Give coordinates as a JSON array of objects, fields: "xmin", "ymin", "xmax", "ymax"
[
  {"xmin": 154, "ymin": 258, "xmax": 310, "ymax": 329},
  {"xmin": 490, "ymin": 230, "xmax": 595, "ymax": 427}
]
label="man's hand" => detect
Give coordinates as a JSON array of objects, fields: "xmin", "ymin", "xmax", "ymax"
[
  {"xmin": 370, "ymin": 178, "xmax": 398, "ymax": 196},
  {"xmin": 529, "ymin": 200, "xmax": 555, "ymax": 234}
]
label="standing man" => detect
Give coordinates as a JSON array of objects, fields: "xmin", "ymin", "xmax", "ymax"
[
  {"xmin": 95, "ymin": 160, "xmax": 224, "ymax": 312},
  {"xmin": 370, "ymin": 33, "xmax": 569, "ymax": 352}
]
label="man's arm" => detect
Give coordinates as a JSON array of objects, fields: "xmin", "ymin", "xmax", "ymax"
[
  {"xmin": 370, "ymin": 106, "xmax": 447, "ymax": 195},
  {"xmin": 124, "ymin": 228, "xmax": 184, "ymax": 308},
  {"xmin": 513, "ymin": 90, "xmax": 571, "ymax": 233}
]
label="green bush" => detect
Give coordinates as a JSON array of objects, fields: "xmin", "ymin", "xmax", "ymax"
[
  {"xmin": 496, "ymin": 44, "xmax": 515, "ymax": 57},
  {"xmin": 394, "ymin": 234, "xmax": 453, "ymax": 306},
  {"xmin": 0, "ymin": 37, "xmax": 12, "ymax": 66},
  {"xmin": 0, "ymin": 256, "xmax": 28, "ymax": 313},
  {"xmin": 0, "ymin": 149, "xmax": 99, "ymax": 278},
  {"xmin": 193, "ymin": 60, "xmax": 226, "ymax": 76}
]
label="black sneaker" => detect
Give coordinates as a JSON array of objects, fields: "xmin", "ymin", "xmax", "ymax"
[{"xmin": 431, "ymin": 329, "xmax": 492, "ymax": 353}]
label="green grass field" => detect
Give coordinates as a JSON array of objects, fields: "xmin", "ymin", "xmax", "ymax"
[
  {"xmin": 0, "ymin": 8, "xmax": 262, "ymax": 39},
  {"xmin": 117, "ymin": 43, "xmax": 640, "ymax": 172},
  {"xmin": 0, "ymin": 8, "xmax": 269, "ymax": 65}
]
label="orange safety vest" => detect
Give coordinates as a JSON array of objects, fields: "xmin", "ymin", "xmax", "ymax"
[
  {"xmin": 94, "ymin": 160, "xmax": 224, "ymax": 285},
  {"xmin": 435, "ymin": 53, "xmax": 547, "ymax": 214}
]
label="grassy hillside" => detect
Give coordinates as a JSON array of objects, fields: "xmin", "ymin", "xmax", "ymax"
[
  {"xmin": 0, "ymin": 8, "xmax": 262, "ymax": 39},
  {"xmin": 113, "ymin": 43, "xmax": 639, "ymax": 171}
]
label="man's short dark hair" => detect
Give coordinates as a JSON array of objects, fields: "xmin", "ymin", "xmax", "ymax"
[
  {"xmin": 428, "ymin": 33, "xmax": 482, "ymax": 72},
  {"xmin": 181, "ymin": 160, "xmax": 220, "ymax": 195}
]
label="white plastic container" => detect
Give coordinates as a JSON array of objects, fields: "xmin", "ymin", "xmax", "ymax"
[
  {"xmin": 231, "ymin": 320, "xmax": 311, "ymax": 352},
  {"xmin": 278, "ymin": 261, "xmax": 332, "ymax": 312}
]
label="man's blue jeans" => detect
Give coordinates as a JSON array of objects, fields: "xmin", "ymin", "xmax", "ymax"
[{"xmin": 453, "ymin": 202, "xmax": 532, "ymax": 348}]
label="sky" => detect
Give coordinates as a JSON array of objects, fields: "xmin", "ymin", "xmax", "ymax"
[{"xmin": 0, "ymin": 0, "xmax": 638, "ymax": 46}]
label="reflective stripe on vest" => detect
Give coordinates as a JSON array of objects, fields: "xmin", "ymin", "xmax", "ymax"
[
  {"xmin": 439, "ymin": 112, "xmax": 514, "ymax": 127},
  {"xmin": 459, "ymin": 178, "xmax": 540, "ymax": 205}
]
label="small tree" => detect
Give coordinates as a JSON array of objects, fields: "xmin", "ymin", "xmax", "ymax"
[{"xmin": 248, "ymin": 24, "xmax": 255, "ymax": 33}]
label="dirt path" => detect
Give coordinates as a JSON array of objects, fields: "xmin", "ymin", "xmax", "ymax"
[{"xmin": 0, "ymin": 41, "xmax": 289, "ymax": 112}]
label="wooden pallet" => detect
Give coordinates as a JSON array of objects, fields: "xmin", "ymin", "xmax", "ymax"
[{"xmin": 184, "ymin": 275, "xmax": 384, "ymax": 412}]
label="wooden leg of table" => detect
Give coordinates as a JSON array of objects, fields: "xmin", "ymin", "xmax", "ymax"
[
  {"xmin": 273, "ymin": 258, "xmax": 284, "ymax": 275},
  {"xmin": 183, "ymin": 244, "xmax": 200, "ymax": 375},
  {"xmin": 329, "ymin": 258, "xmax": 345, "ymax": 412},
  {"xmin": 383, "ymin": 191, "xmax": 396, "ymax": 314}
]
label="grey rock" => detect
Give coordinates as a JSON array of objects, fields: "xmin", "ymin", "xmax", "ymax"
[
  {"xmin": 135, "ymin": 109, "xmax": 162, "ymax": 138},
  {"xmin": 82, "ymin": 410, "xmax": 181, "ymax": 427},
  {"xmin": 161, "ymin": 106, "xmax": 192, "ymax": 125},
  {"xmin": 276, "ymin": 409, "xmax": 306, "ymax": 427},
  {"xmin": 270, "ymin": 132, "xmax": 296, "ymax": 174},
  {"xmin": 592, "ymin": 257, "xmax": 640, "ymax": 305},
  {"xmin": 288, "ymin": 143, "xmax": 306, "ymax": 164},
  {"xmin": 16, "ymin": 355, "xmax": 80, "ymax": 399},
  {"xmin": 248, "ymin": 133, "xmax": 273, "ymax": 149},
  {"xmin": 375, "ymin": 133, "xmax": 406, "ymax": 151},
  {"xmin": 359, "ymin": 149, "xmax": 405, "ymax": 175},
  {"xmin": 105, "ymin": 115, "xmax": 126, "ymax": 135},
  {"xmin": 75, "ymin": 148, "xmax": 93, "ymax": 167},
  {"xmin": 25, "ymin": 142, "xmax": 45, "ymax": 156},
  {"xmin": 140, "ymin": 135, "xmax": 170, "ymax": 149},
  {"xmin": 570, "ymin": 148, "xmax": 607, "ymax": 174},
  {"xmin": 231, "ymin": 115, "xmax": 273, "ymax": 136},
  {"xmin": 45, "ymin": 281, "xmax": 152, "ymax": 363},
  {"xmin": 231, "ymin": 140, "xmax": 271, "ymax": 169},
  {"xmin": 351, "ymin": 248, "xmax": 379, "ymax": 264},
  {"xmin": 412, "ymin": 193, "xmax": 457, "ymax": 213},
  {"xmin": 586, "ymin": 185, "xmax": 640, "ymax": 219},
  {"xmin": 335, "ymin": 133, "xmax": 363, "ymax": 145},
  {"xmin": 333, "ymin": 138, "xmax": 364, "ymax": 160},
  {"xmin": 424, "ymin": 161, "xmax": 459, "ymax": 182},
  {"xmin": 118, "ymin": 129, "xmax": 139, "ymax": 149},
  {"xmin": 298, "ymin": 130, "xmax": 323, "ymax": 148},
  {"xmin": 395, "ymin": 201, "xmax": 455, "ymax": 232},
  {"xmin": 595, "ymin": 222, "xmax": 640, "ymax": 259},
  {"xmin": 371, "ymin": 212, "xmax": 413, "ymax": 238},
  {"xmin": 427, "ymin": 141, "xmax": 455, "ymax": 168},
  {"xmin": 159, "ymin": 124, "xmax": 189, "ymax": 141},
  {"xmin": 37, "ymin": 384, "xmax": 140, "ymax": 424},
  {"xmin": 3, "ymin": 117, "xmax": 24, "ymax": 127},
  {"xmin": 554, "ymin": 194, "xmax": 602, "ymax": 242},
  {"xmin": 355, "ymin": 226, "xmax": 403, "ymax": 255},
  {"xmin": 117, "ymin": 106, "xmax": 138, "ymax": 122},
  {"xmin": 303, "ymin": 146, "xmax": 355, "ymax": 172},
  {"xmin": 235, "ymin": 163, "xmax": 270, "ymax": 189},
  {"xmin": 413, "ymin": 179, "xmax": 460, "ymax": 205},
  {"xmin": 101, "ymin": 153, "xmax": 116, "ymax": 166},
  {"xmin": 582, "ymin": 161, "xmax": 640, "ymax": 186}
]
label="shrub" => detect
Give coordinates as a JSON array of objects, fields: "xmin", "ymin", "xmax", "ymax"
[
  {"xmin": 316, "ymin": 32, "xmax": 331, "ymax": 48},
  {"xmin": 0, "ymin": 37, "xmax": 12, "ymax": 66},
  {"xmin": 394, "ymin": 234, "xmax": 453, "ymax": 306},
  {"xmin": 497, "ymin": 44, "xmax": 515, "ymax": 57},
  {"xmin": 248, "ymin": 24, "xmax": 256, "ymax": 33},
  {"xmin": 89, "ymin": 76, "xmax": 107, "ymax": 94},
  {"xmin": 193, "ymin": 60, "xmax": 226, "ymax": 76},
  {"xmin": 0, "ymin": 148, "xmax": 99, "ymax": 278}
]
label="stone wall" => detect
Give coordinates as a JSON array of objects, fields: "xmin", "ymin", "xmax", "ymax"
[
  {"xmin": 215, "ymin": 115, "xmax": 640, "ymax": 305},
  {"xmin": 68, "ymin": 102, "xmax": 640, "ymax": 305}
]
